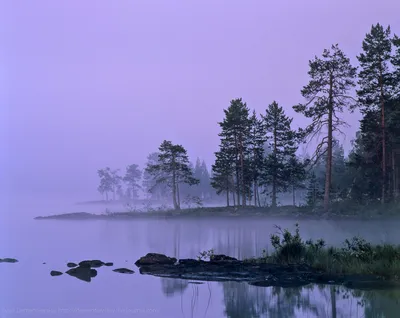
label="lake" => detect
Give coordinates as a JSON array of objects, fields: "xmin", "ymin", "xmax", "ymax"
[{"xmin": 1, "ymin": 199, "xmax": 400, "ymax": 317}]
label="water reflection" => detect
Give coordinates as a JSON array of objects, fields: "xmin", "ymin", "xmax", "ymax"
[{"xmin": 221, "ymin": 283, "xmax": 400, "ymax": 318}]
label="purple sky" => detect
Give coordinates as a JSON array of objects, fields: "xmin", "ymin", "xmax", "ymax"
[{"xmin": 1, "ymin": 0, "xmax": 400, "ymax": 200}]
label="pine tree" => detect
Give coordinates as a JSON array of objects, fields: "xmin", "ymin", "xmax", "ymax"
[
  {"xmin": 305, "ymin": 171, "xmax": 323, "ymax": 207},
  {"xmin": 357, "ymin": 23, "xmax": 394, "ymax": 204},
  {"xmin": 145, "ymin": 141, "xmax": 199, "ymax": 210},
  {"xmin": 248, "ymin": 110, "xmax": 267, "ymax": 206},
  {"xmin": 217, "ymin": 98, "xmax": 252, "ymax": 206},
  {"xmin": 294, "ymin": 44, "xmax": 357, "ymax": 212},
  {"xmin": 286, "ymin": 156, "xmax": 307, "ymax": 206},
  {"xmin": 123, "ymin": 164, "xmax": 142, "ymax": 199},
  {"xmin": 261, "ymin": 101, "xmax": 298, "ymax": 207},
  {"xmin": 211, "ymin": 141, "xmax": 235, "ymax": 206}
]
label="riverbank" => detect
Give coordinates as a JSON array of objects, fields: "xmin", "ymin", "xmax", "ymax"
[{"xmin": 34, "ymin": 204, "xmax": 400, "ymax": 221}]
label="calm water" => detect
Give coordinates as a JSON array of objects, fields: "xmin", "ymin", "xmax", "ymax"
[{"xmin": 1, "ymin": 199, "xmax": 400, "ymax": 318}]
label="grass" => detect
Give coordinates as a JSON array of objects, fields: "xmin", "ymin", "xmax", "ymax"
[{"xmin": 244, "ymin": 223, "xmax": 400, "ymax": 280}]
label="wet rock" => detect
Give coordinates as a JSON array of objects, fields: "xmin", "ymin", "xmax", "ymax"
[
  {"xmin": 78, "ymin": 260, "xmax": 105, "ymax": 268},
  {"xmin": 210, "ymin": 254, "xmax": 238, "ymax": 262},
  {"xmin": 66, "ymin": 266, "xmax": 98, "ymax": 282},
  {"xmin": 43, "ymin": 262, "xmax": 46, "ymax": 265},
  {"xmin": 0, "ymin": 258, "xmax": 18, "ymax": 263},
  {"xmin": 135, "ymin": 253, "xmax": 177, "ymax": 267},
  {"xmin": 67, "ymin": 262, "xmax": 78, "ymax": 268},
  {"xmin": 188, "ymin": 281, "xmax": 204, "ymax": 284},
  {"xmin": 50, "ymin": 271, "xmax": 63, "ymax": 276},
  {"xmin": 178, "ymin": 259, "xmax": 206, "ymax": 266},
  {"xmin": 104, "ymin": 262, "xmax": 113, "ymax": 267},
  {"xmin": 113, "ymin": 268, "xmax": 134, "ymax": 274}
]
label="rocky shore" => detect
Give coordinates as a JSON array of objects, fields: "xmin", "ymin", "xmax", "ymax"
[{"xmin": 134, "ymin": 253, "xmax": 400, "ymax": 289}]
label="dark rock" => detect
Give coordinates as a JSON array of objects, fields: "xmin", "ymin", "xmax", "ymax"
[
  {"xmin": 66, "ymin": 266, "xmax": 98, "ymax": 282},
  {"xmin": 104, "ymin": 262, "xmax": 113, "ymax": 266},
  {"xmin": 113, "ymin": 268, "xmax": 134, "ymax": 274},
  {"xmin": 67, "ymin": 262, "xmax": 78, "ymax": 268},
  {"xmin": 0, "ymin": 258, "xmax": 18, "ymax": 263},
  {"xmin": 43, "ymin": 262, "xmax": 46, "ymax": 264},
  {"xmin": 78, "ymin": 260, "xmax": 105, "ymax": 268},
  {"xmin": 50, "ymin": 270, "xmax": 63, "ymax": 276},
  {"xmin": 210, "ymin": 254, "xmax": 238, "ymax": 262},
  {"xmin": 188, "ymin": 281, "xmax": 204, "ymax": 284},
  {"xmin": 178, "ymin": 259, "xmax": 207, "ymax": 266},
  {"xmin": 135, "ymin": 253, "xmax": 177, "ymax": 267}
]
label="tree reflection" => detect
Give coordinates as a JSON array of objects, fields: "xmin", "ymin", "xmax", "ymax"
[{"xmin": 160, "ymin": 278, "xmax": 189, "ymax": 297}]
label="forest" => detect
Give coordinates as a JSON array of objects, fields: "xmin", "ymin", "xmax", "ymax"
[{"xmin": 96, "ymin": 23, "xmax": 400, "ymax": 214}]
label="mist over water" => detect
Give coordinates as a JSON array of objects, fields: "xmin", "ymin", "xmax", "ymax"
[{"xmin": 1, "ymin": 197, "xmax": 400, "ymax": 317}]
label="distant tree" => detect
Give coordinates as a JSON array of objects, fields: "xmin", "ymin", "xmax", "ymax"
[
  {"xmin": 142, "ymin": 152, "xmax": 169, "ymax": 201},
  {"xmin": 294, "ymin": 44, "xmax": 357, "ymax": 212},
  {"xmin": 211, "ymin": 141, "xmax": 235, "ymax": 206},
  {"xmin": 357, "ymin": 24, "xmax": 394, "ymax": 204},
  {"xmin": 305, "ymin": 171, "xmax": 323, "ymax": 207},
  {"xmin": 286, "ymin": 156, "xmax": 307, "ymax": 206},
  {"xmin": 217, "ymin": 98, "xmax": 252, "ymax": 206},
  {"xmin": 123, "ymin": 164, "xmax": 142, "ymax": 199},
  {"xmin": 261, "ymin": 101, "xmax": 298, "ymax": 207},
  {"xmin": 248, "ymin": 110, "xmax": 267, "ymax": 206},
  {"xmin": 145, "ymin": 140, "xmax": 199, "ymax": 210}
]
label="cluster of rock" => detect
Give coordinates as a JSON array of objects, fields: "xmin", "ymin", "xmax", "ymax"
[{"xmin": 50, "ymin": 260, "xmax": 134, "ymax": 282}]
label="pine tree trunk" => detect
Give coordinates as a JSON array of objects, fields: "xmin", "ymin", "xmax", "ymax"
[
  {"xmin": 254, "ymin": 182, "xmax": 257, "ymax": 206},
  {"xmin": 232, "ymin": 190, "xmax": 236, "ymax": 206},
  {"xmin": 292, "ymin": 185, "xmax": 296, "ymax": 206},
  {"xmin": 324, "ymin": 74, "xmax": 334, "ymax": 213},
  {"xmin": 172, "ymin": 158, "xmax": 179, "ymax": 210},
  {"xmin": 257, "ymin": 188, "xmax": 261, "ymax": 207},
  {"xmin": 392, "ymin": 150, "xmax": 396, "ymax": 200},
  {"xmin": 176, "ymin": 183, "xmax": 181, "ymax": 209},
  {"xmin": 239, "ymin": 135, "xmax": 246, "ymax": 206},
  {"xmin": 379, "ymin": 64, "xmax": 386, "ymax": 205},
  {"xmin": 272, "ymin": 126, "xmax": 277, "ymax": 208},
  {"xmin": 226, "ymin": 190, "xmax": 230, "ymax": 207}
]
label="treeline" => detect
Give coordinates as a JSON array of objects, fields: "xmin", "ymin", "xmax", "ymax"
[
  {"xmin": 97, "ymin": 23, "xmax": 400, "ymax": 213},
  {"xmin": 97, "ymin": 147, "xmax": 215, "ymax": 209}
]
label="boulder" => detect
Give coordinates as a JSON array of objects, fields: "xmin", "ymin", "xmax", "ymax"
[
  {"xmin": 104, "ymin": 262, "xmax": 114, "ymax": 267},
  {"xmin": 0, "ymin": 258, "xmax": 18, "ymax": 263},
  {"xmin": 113, "ymin": 268, "xmax": 134, "ymax": 274},
  {"xmin": 67, "ymin": 262, "xmax": 78, "ymax": 268},
  {"xmin": 50, "ymin": 271, "xmax": 63, "ymax": 276},
  {"xmin": 135, "ymin": 253, "xmax": 177, "ymax": 267},
  {"xmin": 66, "ymin": 266, "xmax": 97, "ymax": 282},
  {"xmin": 78, "ymin": 260, "xmax": 105, "ymax": 268}
]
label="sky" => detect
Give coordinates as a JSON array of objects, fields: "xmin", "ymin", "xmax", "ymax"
[{"xmin": 1, "ymin": 0, "xmax": 400, "ymax": 201}]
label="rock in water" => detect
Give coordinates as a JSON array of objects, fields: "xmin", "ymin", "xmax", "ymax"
[
  {"xmin": 50, "ymin": 271, "xmax": 63, "ymax": 276},
  {"xmin": 113, "ymin": 268, "xmax": 134, "ymax": 274},
  {"xmin": 78, "ymin": 260, "xmax": 105, "ymax": 268},
  {"xmin": 104, "ymin": 262, "xmax": 113, "ymax": 267},
  {"xmin": 67, "ymin": 262, "xmax": 78, "ymax": 268},
  {"xmin": 66, "ymin": 266, "xmax": 97, "ymax": 282},
  {"xmin": 0, "ymin": 258, "xmax": 18, "ymax": 263},
  {"xmin": 135, "ymin": 253, "xmax": 177, "ymax": 266}
]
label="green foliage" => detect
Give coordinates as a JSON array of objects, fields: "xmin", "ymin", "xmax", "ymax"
[
  {"xmin": 197, "ymin": 249, "xmax": 214, "ymax": 261},
  {"xmin": 145, "ymin": 140, "xmax": 199, "ymax": 209},
  {"xmin": 261, "ymin": 101, "xmax": 299, "ymax": 207}
]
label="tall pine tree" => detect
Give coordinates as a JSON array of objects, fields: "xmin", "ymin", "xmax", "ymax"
[
  {"xmin": 357, "ymin": 23, "xmax": 394, "ymax": 204},
  {"xmin": 217, "ymin": 98, "xmax": 252, "ymax": 206},
  {"xmin": 261, "ymin": 101, "xmax": 297, "ymax": 207},
  {"xmin": 294, "ymin": 44, "xmax": 357, "ymax": 212}
]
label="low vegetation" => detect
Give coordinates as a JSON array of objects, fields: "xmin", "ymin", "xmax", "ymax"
[{"xmin": 246, "ymin": 223, "xmax": 400, "ymax": 279}]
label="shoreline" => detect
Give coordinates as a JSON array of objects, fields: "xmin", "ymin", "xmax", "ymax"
[{"xmin": 34, "ymin": 206, "xmax": 400, "ymax": 221}]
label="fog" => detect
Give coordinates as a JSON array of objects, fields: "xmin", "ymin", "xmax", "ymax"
[{"xmin": 2, "ymin": 0, "xmax": 399, "ymax": 205}]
